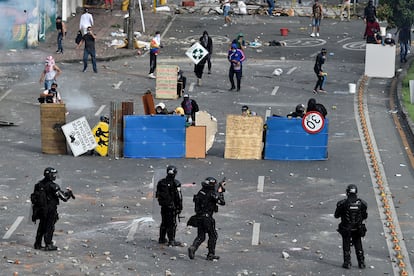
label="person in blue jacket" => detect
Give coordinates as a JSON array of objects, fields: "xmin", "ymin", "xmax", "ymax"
[{"xmin": 227, "ymin": 43, "xmax": 246, "ymax": 92}]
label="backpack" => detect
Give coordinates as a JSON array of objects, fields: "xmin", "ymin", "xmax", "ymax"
[
  {"xmin": 316, "ymin": 103, "xmax": 327, "ymax": 117},
  {"xmin": 312, "ymin": 3, "xmax": 322, "ymax": 18},
  {"xmin": 30, "ymin": 181, "xmax": 48, "ymax": 222},
  {"xmin": 75, "ymin": 30, "xmax": 82, "ymax": 45},
  {"xmin": 156, "ymin": 179, "xmax": 173, "ymax": 207}
]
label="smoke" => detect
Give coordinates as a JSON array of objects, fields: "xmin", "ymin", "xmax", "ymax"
[
  {"xmin": 0, "ymin": 0, "xmax": 56, "ymax": 49},
  {"xmin": 63, "ymin": 88, "xmax": 95, "ymax": 110}
]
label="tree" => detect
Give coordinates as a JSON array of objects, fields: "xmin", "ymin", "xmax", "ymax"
[{"xmin": 377, "ymin": 0, "xmax": 414, "ymax": 28}]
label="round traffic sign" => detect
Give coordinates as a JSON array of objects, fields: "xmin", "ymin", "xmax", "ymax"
[{"xmin": 302, "ymin": 111, "xmax": 325, "ymax": 134}]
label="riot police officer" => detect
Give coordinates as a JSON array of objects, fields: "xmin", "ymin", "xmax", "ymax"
[
  {"xmin": 31, "ymin": 167, "xmax": 74, "ymax": 251},
  {"xmin": 334, "ymin": 184, "xmax": 368, "ymax": 269},
  {"xmin": 155, "ymin": 165, "xmax": 183, "ymax": 246},
  {"xmin": 188, "ymin": 177, "xmax": 225, "ymax": 261}
]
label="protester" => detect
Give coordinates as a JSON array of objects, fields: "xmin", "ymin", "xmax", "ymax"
[
  {"xmin": 310, "ymin": 0, "xmax": 323, "ymax": 37},
  {"xmin": 149, "ymin": 31, "xmax": 161, "ymax": 79},
  {"xmin": 55, "ymin": 16, "xmax": 66, "ymax": 54},
  {"xmin": 79, "ymin": 8, "xmax": 94, "ymax": 35},
  {"xmin": 77, "ymin": 26, "xmax": 98, "ymax": 73},
  {"xmin": 39, "ymin": 56, "xmax": 62, "ymax": 90}
]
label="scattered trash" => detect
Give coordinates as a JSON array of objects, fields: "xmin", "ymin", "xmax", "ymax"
[{"xmin": 273, "ymin": 68, "xmax": 283, "ymax": 76}]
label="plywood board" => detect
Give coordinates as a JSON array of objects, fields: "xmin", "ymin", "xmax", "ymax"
[
  {"xmin": 195, "ymin": 111, "xmax": 217, "ymax": 153},
  {"xmin": 186, "ymin": 126, "xmax": 206, "ymax": 158},
  {"xmin": 224, "ymin": 115, "xmax": 263, "ymax": 160},
  {"xmin": 40, "ymin": 104, "xmax": 67, "ymax": 154},
  {"xmin": 156, "ymin": 65, "xmax": 178, "ymax": 99},
  {"xmin": 142, "ymin": 91, "xmax": 156, "ymax": 115}
]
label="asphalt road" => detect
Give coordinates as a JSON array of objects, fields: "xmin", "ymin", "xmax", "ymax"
[{"xmin": 1, "ymin": 14, "xmax": 413, "ymax": 275}]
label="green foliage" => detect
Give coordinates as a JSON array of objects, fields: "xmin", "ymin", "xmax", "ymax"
[
  {"xmin": 401, "ymin": 65, "xmax": 414, "ymax": 123},
  {"xmin": 378, "ymin": 0, "xmax": 414, "ymax": 28}
]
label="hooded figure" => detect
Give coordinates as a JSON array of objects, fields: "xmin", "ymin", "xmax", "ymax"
[
  {"xmin": 306, "ymin": 98, "xmax": 327, "ymax": 118},
  {"xmin": 200, "ymin": 31, "xmax": 213, "ymax": 74}
]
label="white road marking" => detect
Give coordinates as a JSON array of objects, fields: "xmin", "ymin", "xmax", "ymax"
[
  {"xmin": 271, "ymin": 86, "xmax": 279, "ymax": 96},
  {"xmin": 337, "ymin": 37, "xmax": 352, "ymax": 44},
  {"xmin": 126, "ymin": 217, "xmax": 154, "ymax": 242},
  {"xmin": 286, "ymin": 67, "xmax": 297, "ymax": 75},
  {"xmin": 0, "ymin": 89, "xmax": 12, "ymax": 102},
  {"xmin": 113, "ymin": 81, "xmax": 123, "ymax": 89},
  {"xmin": 251, "ymin": 222, "xmax": 260, "ymax": 245},
  {"xmin": 2, "ymin": 216, "xmax": 24, "ymax": 239},
  {"xmin": 189, "ymin": 82, "xmax": 195, "ymax": 92},
  {"xmin": 257, "ymin": 175, "xmax": 264, "ymax": 192},
  {"xmin": 95, "ymin": 105, "xmax": 106, "ymax": 117}
]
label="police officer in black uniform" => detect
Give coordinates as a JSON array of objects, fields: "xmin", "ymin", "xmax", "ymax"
[
  {"xmin": 31, "ymin": 167, "xmax": 74, "ymax": 251},
  {"xmin": 156, "ymin": 165, "xmax": 183, "ymax": 246},
  {"xmin": 334, "ymin": 184, "xmax": 368, "ymax": 269},
  {"xmin": 188, "ymin": 177, "xmax": 225, "ymax": 261}
]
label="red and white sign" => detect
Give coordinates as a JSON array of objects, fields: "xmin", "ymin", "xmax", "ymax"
[{"xmin": 302, "ymin": 111, "xmax": 325, "ymax": 134}]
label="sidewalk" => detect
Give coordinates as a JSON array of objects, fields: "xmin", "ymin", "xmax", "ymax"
[{"xmin": 0, "ymin": 6, "xmax": 171, "ymax": 66}]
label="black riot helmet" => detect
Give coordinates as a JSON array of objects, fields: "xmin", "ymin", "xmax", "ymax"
[
  {"xmin": 296, "ymin": 104, "xmax": 305, "ymax": 114},
  {"xmin": 166, "ymin": 165, "xmax": 177, "ymax": 177},
  {"xmin": 346, "ymin": 184, "xmax": 358, "ymax": 196},
  {"xmin": 201, "ymin": 177, "xmax": 217, "ymax": 189},
  {"xmin": 44, "ymin": 167, "xmax": 57, "ymax": 181}
]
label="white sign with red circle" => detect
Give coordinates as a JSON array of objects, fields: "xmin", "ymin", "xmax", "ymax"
[{"xmin": 302, "ymin": 111, "xmax": 325, "ymax": 134}]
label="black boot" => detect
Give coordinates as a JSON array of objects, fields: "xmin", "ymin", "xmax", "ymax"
[
  {"xmin": 158, "ymin": 227, "xmax": 167, "ymax": 244},
  {"xmin": 206, "ymin": 253, "xmax": 220, "ymax": 261},
  {"xmin": 188, "ymin": 246, "xmax": 196, "ymax": 259},
  {"xmin": 357, "ymin": 251, "xmax": 366, "ymax": 269},
  {"xmin": 168, "ymin": 240, "xmax": 182, "ymax": 246},
  {"xmin": 342, "ymin": 250, "xmax": 351, "ymax": 269},
  {"xmin": 45, "ymin": 244, "xmax": 58, "ymax": 251},
  {"xmin": 33, "ymin": 242, "xmax": 44, "ymax": 250}
]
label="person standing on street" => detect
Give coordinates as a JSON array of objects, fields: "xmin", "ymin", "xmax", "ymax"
[
  {"xmin": 313, "ymin": 48, "xmax": 327, "ymax": 93},
  {"xmin": 31, "ymin": 167, "xmax": 75, "ymax": 251},
  {"xmin": 39, "ymin": 56, "xmax": 62, "ymax": 90},
  {"xmin": 228, "ymin": 43, "xmax": 246, "ymax": 92},
  {"xmin": 188, "ymin": 177, "xmax": 225, "ymax": 261},
  {"xmin": 267, "ymin": 0, "xmax": 275, "ymax": 16},
  {"xmin": 148, "ymin": 31, "xmax": 161, "ymax": 79},
  {"xmin": 55, "ymin": 16, "xmax": 66, "ymax": 54},
  {"xmin": 156, "ymin": 165, "xmax": 183, "ymax": 246},
  {"xmin": 181, "ymin": 94, "xmax": 199, "ymax": 125},
  {"xmin": 200, "ymin": 30, "xmax": 213, "ymax": 74},
  {"xmin": 363, "ymin": 0, "xmax": 376, "ymax": 23},
  {"xmin": 77, "ymin": 26, "xmax": 98, "ymax": 73},
  {"xmin": 79, "ymin": 8, "xmax": 94, "ymax": 35},
  {"xmin": 398, "ymin": 25, "xmax": 411, "ymax": 63},
  {"xmin": 339, "ymin": 0, "xmax": 350, "ymax": 21},
  {"xmin": 335, "ymin": 184, "xmax": 368, "ymax": 269},
  {"xmin": 310, "ymin": 0, "xmax": 323, "ymax": 37},
  {"xmin": 222, "ymin": 0, "xmax": 232, "ymax": 27}
]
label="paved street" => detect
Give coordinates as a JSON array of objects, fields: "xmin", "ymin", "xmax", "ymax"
[{"xmin": 1, "ymin": 10, "xmax": 414, "ymax": 276}]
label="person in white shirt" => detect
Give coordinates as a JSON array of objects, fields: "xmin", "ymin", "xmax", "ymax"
[
  {"xmin": 340, "ymin": 0, "xmax": 351, "ymax": 21},
  {"xmin": 79, "ymin": 8, "xmax": 94, "ymax": 35}
]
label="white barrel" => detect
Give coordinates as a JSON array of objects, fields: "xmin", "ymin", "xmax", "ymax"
[{"xmin": 348, "ymin": 83, "xmax": 356, "ymax": 94}]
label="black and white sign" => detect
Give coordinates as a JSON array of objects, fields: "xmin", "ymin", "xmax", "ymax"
[
  {"xmin": 61, "ymin": 116, "xmax": 97, "ymax": 157},
  {"xmin": 186, "ymin": 42, "xmax": 208, "ymax": 65},
  {"xmin": 302, "ymin": 111, "xmax": 325, "ymax": 134}
]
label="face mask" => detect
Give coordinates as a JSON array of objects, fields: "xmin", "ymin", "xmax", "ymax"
[
  {"xmin": 51, "ymin": 88, "xmax": 56, "ymax": 91},
  {"xmin": 232, "ymin": 49, "xmax": 236, "ymax": 53}
]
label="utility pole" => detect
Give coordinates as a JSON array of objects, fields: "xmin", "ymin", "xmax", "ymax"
[{"xmin": 128, "ymin": 0, "xmax": 136, "ymax": 49}]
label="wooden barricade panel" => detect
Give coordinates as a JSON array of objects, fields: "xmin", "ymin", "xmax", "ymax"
[
  {"xmin": 109, "ymin": 101, "xmax": 134, "ymax": 159},
  {"xmin": 40, "ymin": 104, "xmax": 67, "ymax": 154},
  {"xmin": 224, "ymin": 115, "xmax": 263, "ymax": 160},
  {"xmin": 142, "ymin": 91, "xmax": 156, "ymax": 115},
  {"xmin": 186, "ymin": 126, "xmax": 206, "ymax": 158},
  {"xmin": 156, "ymin": 65, "xmax": 178, "ymax": 99}
]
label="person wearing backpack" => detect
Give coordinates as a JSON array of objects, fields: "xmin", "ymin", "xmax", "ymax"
[
  {"xmin": 335, "ymin": 184, "xmax": 368, "ymax": 269},
  {"xmin": 31, "ymin": 167, "xmax": 75, "ymax": 251},
  {"xmin": 155, "ymin": 165, "xmax": 183, "ymax": 246},
  {"xmin": 310, "ymin": 0, "xmax": 323, "ymax": 37},
  {"xmin": 187, "ymin": 177, "xmax": 225, "ymax": 261}
]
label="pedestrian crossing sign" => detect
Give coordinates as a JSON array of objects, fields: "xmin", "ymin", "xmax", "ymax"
[{"xmin": 186, "ymin": 42, "xmax": 208, "ymax": 65}]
